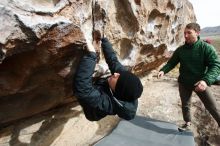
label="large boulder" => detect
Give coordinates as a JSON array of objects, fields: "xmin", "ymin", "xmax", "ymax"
[{"xmin": 0, "ymin": 0, "xmax": 196, "ymax": 124}]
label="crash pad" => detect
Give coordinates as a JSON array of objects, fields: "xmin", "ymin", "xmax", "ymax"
[{"xmin": 95, "ymin": 116, "xmax": 195, "ymax": 146}]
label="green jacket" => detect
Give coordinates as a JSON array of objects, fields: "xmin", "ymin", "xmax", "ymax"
[{"xmin": 160, "ymin": 38, "xmax": 220, "ymax": 86}]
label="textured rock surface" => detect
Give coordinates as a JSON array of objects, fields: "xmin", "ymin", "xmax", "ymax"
[{"xmin": 0, "ymin": 0, "xmax": 195, "ymax": 124}]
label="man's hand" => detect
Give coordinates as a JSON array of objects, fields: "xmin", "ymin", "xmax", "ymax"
[
  {"xmin": 194, "ymin": 80, "xmax": 207, "ymax": 92},
  {"xmin": 93, "ymin": 40, "xmax": 101, "ymax": 53},
  {"xmin": 83, "ymin": 31, "xmax": 96, "ymax": 53},
  {"xmin": 86, "ymin": 40, "xmax": 96, "ymax": 52},
  {"xmin": 157, "ymin": 71, "xmax": 164, "ymax": 79},
  {"xmin": 93, "ymin": 30, "xmax": 101, "ymax": 43},
  {"xmin": 92, "ymin": 30, "xmax": 101, "ymax": 62}
]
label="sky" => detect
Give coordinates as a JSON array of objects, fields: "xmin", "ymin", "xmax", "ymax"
[{"xmin": 188, "ymin": 0, "xmax": 220, "ymax": 28}]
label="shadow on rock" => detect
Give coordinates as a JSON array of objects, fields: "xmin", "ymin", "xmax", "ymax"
[{"xmin": 0, "ymin": 102, "xmax": 81, "ymax": 146}]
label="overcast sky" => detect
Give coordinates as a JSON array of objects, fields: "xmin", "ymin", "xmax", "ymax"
[{"xmin": 188, "ymin": 0, "xmax": 220, "ymax": 28}]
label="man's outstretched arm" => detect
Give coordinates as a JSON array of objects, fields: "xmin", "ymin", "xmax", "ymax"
[
  {"xmin": 73, "ymin": 41, "xmax": 112, "ymax": 113},
  {"xmin": 74, "ymin": 51, "xmax": 101, "ymax": 105},
  {"xmin": 101, "ymin": 38, "xmax": 126, "ymax": 74}
]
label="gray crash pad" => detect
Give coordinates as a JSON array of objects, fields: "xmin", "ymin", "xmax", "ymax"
[{"xmin": 95, "ymin": 116, "xmax": 195, "ymax": 146}]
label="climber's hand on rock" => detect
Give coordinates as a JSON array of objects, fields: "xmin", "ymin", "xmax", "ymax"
[
  {"xmin": 93, "ymin": 30, "xmax": 101, "ymax": 43},
  {"xmin": 157, "ymin": 71, "xmax": 164, "ymax": 79}
]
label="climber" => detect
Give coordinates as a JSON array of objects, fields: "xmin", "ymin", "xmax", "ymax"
[
  {"xmin": 157, "ymin": 22, "xmax": 220, "ymax": 130},
  {"xmin": 73, "ymin": 30, "xmax": 143, "ymax": 121}
]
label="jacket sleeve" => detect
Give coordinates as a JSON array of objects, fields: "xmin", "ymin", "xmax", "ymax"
[
  {"xmin": 101, "ymin": 38, "xmax": 127, "ymax": 74},
  {"xmin": 202, "ymin": 45, "xmax": 220, "ymax": 85},
  {"xmin": 73, "ymin": 52, "xmax": 113, "ymax": 113},
  {"xmin": 160, "ymin": 48, "xmax": 180, "ymax": 73},
  {"xmin": 117, "ymin": 100, "xmax": 138, "ymax": 120},
  {"xmin": 74, "ymin": 52, "xmax": 98, "ymax": 105}
]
